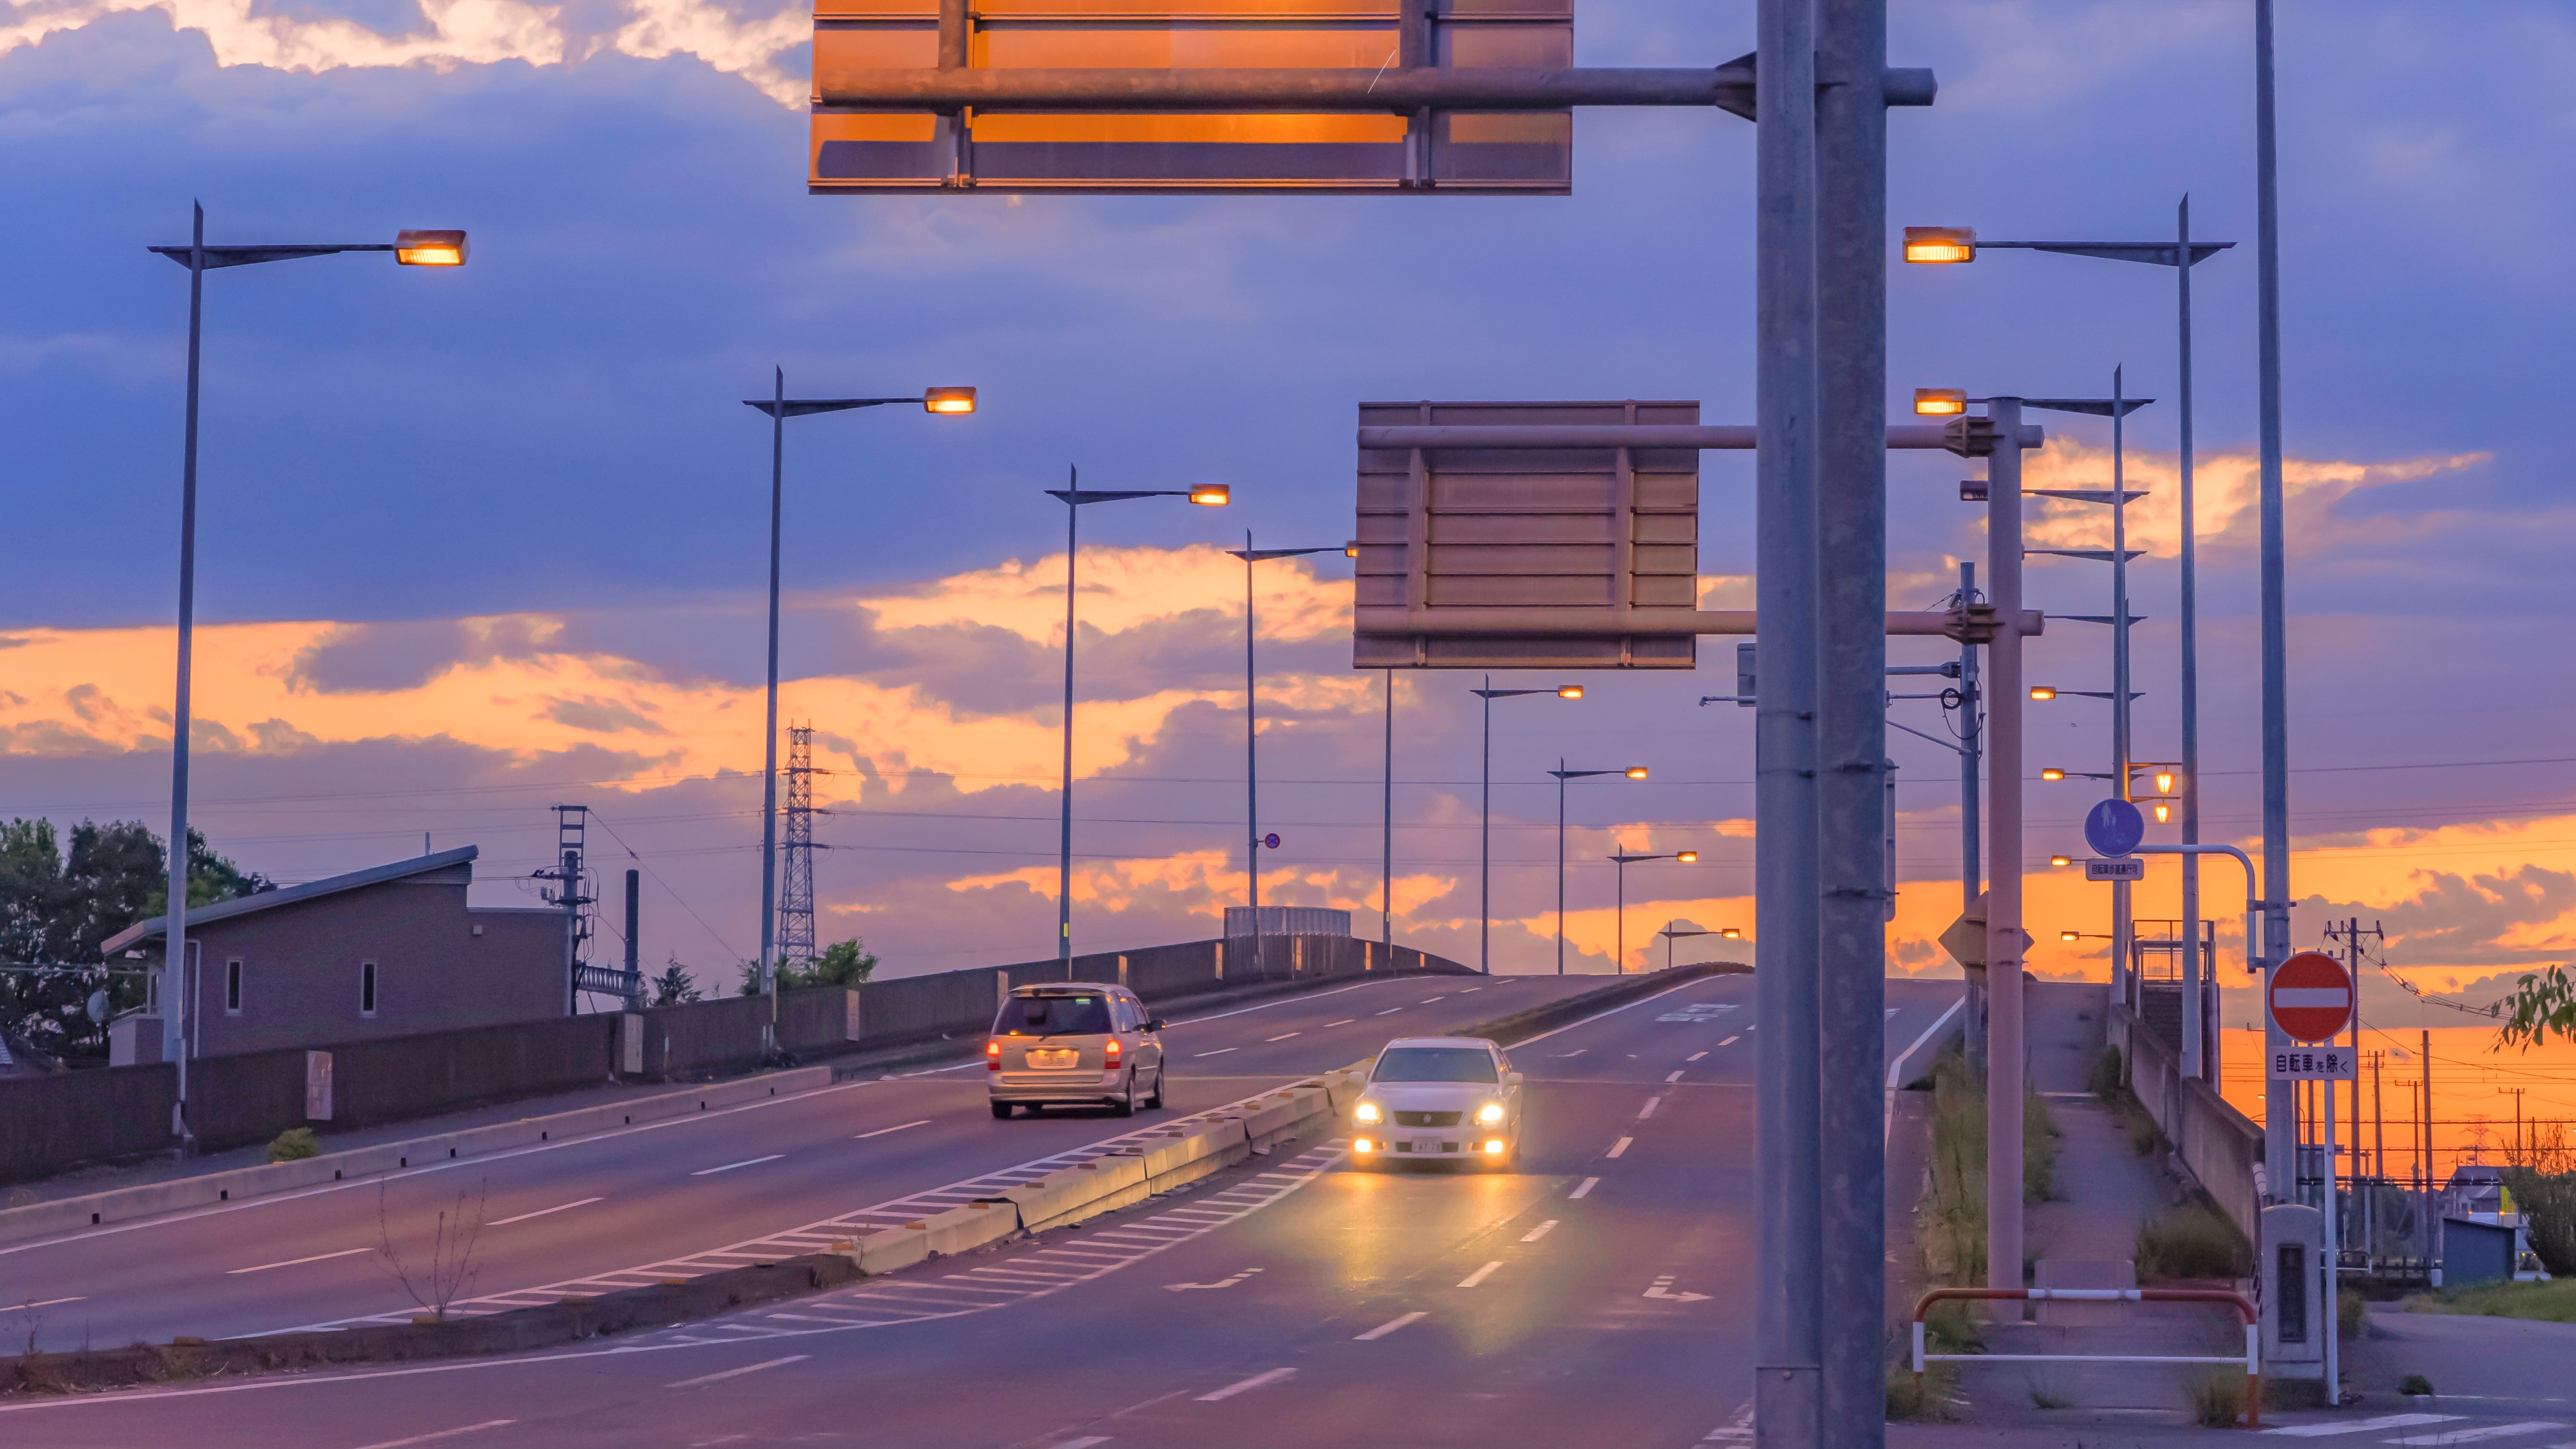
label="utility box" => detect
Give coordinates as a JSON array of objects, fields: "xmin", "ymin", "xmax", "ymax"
[
  {"xmin": 2262, "ymin": 1202, "xmax": 2326, "ymax": 1380},
  {"xmin": 619, "ymin": 1013, "xmax": 646, "ymax": 1076}
]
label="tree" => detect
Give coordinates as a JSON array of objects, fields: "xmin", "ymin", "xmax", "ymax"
[
  {"xmin": 2497, "ymin": 963, "xmax": 2575, "ymax": 1051},
  {"xmin": 649, "ymin": 955, "xmax": 702, "ymax": 1008},
  {"xmin": 734, "ymin": 938, "xmax": 879, "ymax": 995}
]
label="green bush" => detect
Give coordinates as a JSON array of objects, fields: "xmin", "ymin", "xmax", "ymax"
[
  {"xmin": 1921, "ymin": 1052, "xmax": 1988, "ymax": 1287},
  {"xmin": 2025, "ymin": 1087, "xmax": 2060, "ymax": 1202},
  {"xmin": 2085, "ymin": 1044, "xmax": 2124, "ymax": 1101},
  {"xmin": 2135, "ymin": 1202, "xmax": 2251, "ymax": 1280},
  {"xmin": 2501, "ymin": 1168, "xmax": 2576, "ymax": 1276},
  {"xmin": 2339, "ymin": 1286, "xmax": 2366, "ymax": 1339},
  {"xmin": 1885, "ymin": 1360, "xmax": 1958, "ymax": 1422},
  {"xmin": 2122, "ymin": 1108, "xmax": 2163, "ymax": 1157},
  {"xmin": 2185, "ymin": 1368, "xmax": 2248, "ymax": 1427},
  {"xmin": 267, "ymin": 1127, "xmax": 320, "ymax": 1163},
  {"xmin": 2398, "ymin": 1373, "xmax": 2435, "ymax": 1397}
]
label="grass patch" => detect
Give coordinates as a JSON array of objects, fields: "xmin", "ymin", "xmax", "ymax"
[
  {"xmin": 267, "ymin": 1127, "xmax": 320, "ymax": 1164},
  {"xmin": 1886, "ymin": 1360, "xmax": 1959, "ymax": 1422},
  {"xmin": 1915, "ymin": 1052, "xmax": 2063, "ymax": 1286},
  {"xmin": 2340, "ymin": 1286, "xmax": 2366, "ymax": 1339},
  {"xmin": 2085, "ymin": 1044, "xmax": 2124, "ymax": 1101},
  {"xmin": 2135, "ymin": 1202, "xmax": 2251, "ymax": 1280},
  {"xmin": 2184, "ymin": 1367, "xmax": 2249, "ymax": 1427},
  {"xmin": 2405, "ymin": 1277, "xmax": 2576, "ymax": 1324},
  {"xmin": 2025, "ymin": 1087, "xmax": 2060, "ymax": 1202},
  {"xmin": 2121, "ymin": 1105, "xmax": 2162, "ymax": 1157}
]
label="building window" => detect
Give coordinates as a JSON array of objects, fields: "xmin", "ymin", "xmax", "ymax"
[
  {"xmin": 226, "ymin": 959, "xmax": 243, "ymax": 1015},
  {"xmin": 360, "ymin": 960, "xmax": 378, "ymax": 1018}
]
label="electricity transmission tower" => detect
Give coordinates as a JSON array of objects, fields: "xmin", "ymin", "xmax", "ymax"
[{"xmin": 779, "ymin": 725, "xmax": 820, "ymax": 974}]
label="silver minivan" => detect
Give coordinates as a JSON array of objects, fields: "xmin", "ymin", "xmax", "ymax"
[{"xmin": 987, "ymin": 981, "xmax": 1166, "ymax": 1118}]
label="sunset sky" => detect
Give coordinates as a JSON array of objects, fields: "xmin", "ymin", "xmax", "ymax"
[{"xmin": 2, "ymin": 0, "xmax": 2571, "ymax": 1089}]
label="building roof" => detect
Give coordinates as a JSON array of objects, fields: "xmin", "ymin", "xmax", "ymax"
[{"xmin": 101, "ymin": 846, "xmax": 480, "ymax": 955}]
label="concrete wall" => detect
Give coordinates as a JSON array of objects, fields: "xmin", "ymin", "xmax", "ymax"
[
  {"xmin": 3, "ymin": 935, "xmax": 1473, "ymax": 1183},
  {"xmin": 2111, "ymin": 1001, "xmax": 2265, "ymax": 1247},
  {"xmin": 139, "ymin": 872, "xmax": 565, "ymax": 1058}
]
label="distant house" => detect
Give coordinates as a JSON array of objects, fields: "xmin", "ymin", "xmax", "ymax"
[{"xmin": 102, "ymin": 846, "xmax": 567, "ymax": 1063}]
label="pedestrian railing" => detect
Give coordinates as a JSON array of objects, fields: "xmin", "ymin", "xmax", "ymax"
[{"xmin": 1908, "ymin": 1286, "xmax": 2262, "ymax": 1427}]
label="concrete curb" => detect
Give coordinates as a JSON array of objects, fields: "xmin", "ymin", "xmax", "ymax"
[{"xmin": 0, "ymin": 1066, "xmax": 837, "ymax": 1248}]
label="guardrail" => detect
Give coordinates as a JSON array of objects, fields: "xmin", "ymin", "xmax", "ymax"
[{"xmin": 1909, "ymin": 1286, "xmax": 2262, "ymax": 1427}]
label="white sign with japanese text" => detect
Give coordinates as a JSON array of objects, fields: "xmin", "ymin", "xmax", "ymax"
[{"xmin": 2268, "ymin": 1045, "xmax": 2358, "ymax": 1080}]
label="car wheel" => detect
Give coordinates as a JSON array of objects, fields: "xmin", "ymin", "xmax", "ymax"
[
  {"xmin": 1111, "ymin": 1076, "xmax": 1136, "ymax": 1117},
  {"xmin": 1143, "ymin": 1068, "xmax": 1165, "ymax": 1109},
  {"xmin": 991, "ymin": 1100, "xmax": 1013, "ymax": 1119}
]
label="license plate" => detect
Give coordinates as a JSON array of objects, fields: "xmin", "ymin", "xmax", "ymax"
[
  {"xmin": 1412, "ymin": 1137, "xmax": 1441, "ymax": 1154},
  {"xmin": 1027, "ymin": 1048, "xmax": 1078, "ymax": 1069}
]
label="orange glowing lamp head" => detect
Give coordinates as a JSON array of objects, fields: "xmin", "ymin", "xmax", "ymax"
[
  {"xmin": 2029, "ymin": 685, "xmax": 2057, "ymax": 701},
  {"xmin": 2041, "ymin": 767, "xmax": 2066, "ymax": 782},
  {"xmin": 2062, "ymin": 930, "xmax": 2082, "ymax": 943},
  {"xmin": 1556, "ymin": 685, "xmax": 1584, "ymax": 699},
  {"xmin": 1913, "ymin": 388, "xmax": 1968, "ymax": 417},
  {"xmin": 1903, "ymin": 227, "xmax": 1976, "ymax": 264},
  {"xmin": 923, "ymin": 387, "xmax": 976, "ymax": 415},
  {"xmin": 393, "ymin": 229, "xmax": 468, "ymax": 266},
  {"xmin": 1188, "ymin": 483, "xmax": 1230, "ymax": 506},
  {"xmin": 1624, "ymin": 766, "xmax": 1648, "ymax": 780},
  {"xmin": 1676, "ymin": 851, "xmax": 1698, "ymax": 863},
  {"xmin": 1720, "ymin": 927, "xmax": 1742, "ymax": 939},
  {"xmin": 2050, "ymin": 855, "xmax": 2073, "ymax": 867}
]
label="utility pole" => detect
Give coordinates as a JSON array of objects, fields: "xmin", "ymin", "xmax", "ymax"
[
  {"xmin": 2254, "ymin": 0, "xmax": 2298, "ymax": 1197},
  {"xmin": 2502, "ymin": 1087, "xmax": 2527, "ymax": 1165},
  {"xmin": 1956, "ymin": 563, "xmax": 1982, "ymax": 1071},
  {"xmin": 1382, "ymin": 668, "xmax": 1394, "ymax": 949},
  {"xmin": 779, "ymin": 724, "xmax": 820, "ymax": 980}
]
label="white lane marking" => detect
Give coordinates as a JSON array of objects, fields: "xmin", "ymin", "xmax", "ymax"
[
  {"xmin": 1570, "ymin": 1177, "xmax": 1600, "ymax": 1199},
  {"xmin": 1606, "ymin": 1138, "xmax": 1632, "ymax": 1159},
  {"xmin": 349, "ymin": 1421, "xmax": 518, "ymax": 1449},
  {"xmin": 1420, "ymin": 996, "xmax": 1445, "ymax": 1003},
  {"xmin": 1461, "ymin": 986, "xmax": 1482, "ymax": 992},
  {"xmin": 1555, "ymin": 1049, "xmax": 1586, "ymax": 1057},
  {"xmin": 1638, "ymin": 1097, "xmax": 1660, "ymax": 1119},
  {"xmin": 665, "ymin": 1354, "xmax": 808, "ymax": 1389},
  {"xmin": 2382, "ymin": 1426, "xmax": 2567, "ymax": 1446},
  {"xmin": 4, "ymin": 1296, "xmax": 84, "ymax": 1310},
  {"xmin": 1161, "ymin": 977, "xmax": 1389, "ymax": 1027},
  {"xmin": 2264, "ymin": 1416, "xmax": 2464, "ymax": 1438},
  {"xmin": 1197, "ymin": 1367, "xmax": 1296, "ymax": 1402},
  {"xmin": 1166, "ymin": 1268, "xmax": 1263, "ymax": 1292},
  {"xmin": 1508, "ymin": 976, "xmax": 1719, "ymax": 1048},
  {"xmin": 1885, "ymin": 1007, "xmax": 1900, "ymax": 1017},
  {"xmin": 1686, "ymin": 1052, "xmax": 1708, "ymax": 1062},
  {"xmin": 1884, "ymin": 993, "xmax": 1968, "ymax": 1144},
  {"xmin": 1457, "ymin": 1261, "xmax": 1503, "ymax": 1288},
  {"xmin": 229, "ymin": 1247, "xmax": 369, "ymax": 1275},
  {"xmin": 486, "ymin": 1196, "xmax": 603, "ymax": 1227},
  {"xmin": 855, "ymin": 1120, "xmax": 931, "ymax": 1140},
  {"xmin": 1520, "ymin": 1219, "xmax": 1559, "ymax": 1243},
  {"xmin": 1265, "ymin": 1033, "xmax": 1301, "ymax": 1042},
  {"xmin": 1375, "ymin": 1008, "xmax": 1403, "ymax": 1016},
  {"xmin": 1322, "ymin": 1019, "xmax": 1356, "ymax": 1027},
  {"xmin": 1051, "ymin": 1439, "xmax": 1112, "ymax": 1449},
  {"xmin": 690, "ymin": 1155, "xmax": 785, "ymax": 1177},
  {"xmin": 1665, "ymin": 1070, "xmax": 1684, "ymax": 1083},
  {"xmin": 1718, "ymin": 1036, "xmax": 1740, "ymax": 1047},
  {"xmin": 1194, "ymin": 1047, "xmax": 1238, "ymax": 1057},
  {"xmin": 1355, "ymin": 1311, "xmax": 1427, "ymax": 1341},
  {"xmin": 1644, "ymin": 1275, "xmax": 1710, "ymax": 1303}
]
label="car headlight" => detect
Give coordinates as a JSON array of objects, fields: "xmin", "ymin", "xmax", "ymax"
[
  {"xmin": 1355, "ymin": 1101, "xmax": 1382, "ymax": 1124},
  {"xmin": 1477, "ymin": 1102, "xmax": 1505, "ymax": 1125}
]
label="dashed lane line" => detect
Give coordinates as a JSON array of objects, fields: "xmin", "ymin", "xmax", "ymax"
[
  {"xmin": 1570, "ymin": 1177, "xmax": 1599, "ymax": 1199},
  {"xmin": 1194, "ymin": 1047, "xmax": 1238, "ymax": 1057},
  {"xmin": 1265, "ymin": 1033, "xmax": 1301, "ymax": 1042},
  {"xmin": 1718, "ymin": 1036, "xmax": 1740, "ymax": 1047},
  {"xmin": 854, "ymin": 1120, "xmax": 931, "ymax": 1140},
  {"xmin": 1456, "ymin": 1262, "xmax": 1504, "ymax": 1289},
  {"xmin": 1606, "ymin": 1138, "xmax": 1632, "ymax": 1159},
  {"xmin": 1198, "ymin": 1367, "xmax": 1296, "ymax": 1402},
  {"xmin": 1520, "ymin": 1219, "xmax": 1558, "ymax": 1243},
  {"xmin": 1638, "ymin": 1097, "xmax": 1660, "ymax": 1119},
  {"xmin": 665, "ymin": 1355, "xmax": 807, "ymax": 1389},
  {"xmin": 690, "ymin": 1155, "xmax": 785, "ymax": 1177},
  {"xmin": 1687, "ymin": 1052, "xmax": 1708, "ymax": 1062},
  {"xmin": 229, "ymin": 1248, "xmax": 369, "ymax": 1275},
  {"xmin": 349, "ymin": 1420, "xmax": 518, "ymax": 1449},
  {"xmin": 487, "ymin": 1197, "xmax": 602, "ymax": 1227},
  {"xmin": 1355, "ymin": 1311, "xmax": 1426, "ymax": 1341},
  {"xmin": 1665, "ymin": 1070, "xmax": 1684, "ymax": 1083}
]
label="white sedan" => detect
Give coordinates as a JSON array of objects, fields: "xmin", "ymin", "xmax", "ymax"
[{"xmin": 1348, "ymin": 1036, "xmax": 1525, "ymax": 1170}]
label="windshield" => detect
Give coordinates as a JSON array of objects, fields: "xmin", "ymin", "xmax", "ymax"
[
  {"xmin": 1371, "ymin": 1047, "xmax": 1498, "ymax": 1084},
  {"xmin": 994, "ymin": 995, "xmax": 1113, "ymax": 1036}
]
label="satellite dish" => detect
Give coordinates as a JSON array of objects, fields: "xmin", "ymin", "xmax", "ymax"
[{"xmin": 86, "ymin": 990, "xmax": 109, "ymax": 1023}]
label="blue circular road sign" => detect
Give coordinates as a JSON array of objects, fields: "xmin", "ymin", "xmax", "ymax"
[
  {"xmin": 2083, "ymin": 798, "xmax": 2146, "ymax": 858},
  {"xmin": 1264, "ymin": 832, "xmax": 1281, "ymax": 850}
]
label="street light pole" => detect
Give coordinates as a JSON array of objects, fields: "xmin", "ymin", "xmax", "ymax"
[
  {"xmin": 1046, "ymin": 475, "xmax": 1228, "ymax": 972},
  {"xmin": 149, "ymin": 206, "xmax": 466, "ymax": 1150},
  {"xmin": 1228, "ymin": 536, "xmax": 1340, "ymax": 977},
  {"xmin": 742, "ymin": 379, "xmax": 975, "ymax": 1037},
  {"xmin": 1382, "ymin": 669, "xmax": 1394, "ymax": 950},
  {"xmin": 1548, "ymin": 762, "xmax": 1643, "ymax": 974},
  {"xmin": 1608, "ymin": 851, "xmax": 1696, "ymax": 973},
  {"xmin": 2255, "ymin": 0, "xmax": 2297, "ymax": 1188},
  {"xmin": 1471, "ymin": 682, "xmax": 1580, "ymax": 974}
]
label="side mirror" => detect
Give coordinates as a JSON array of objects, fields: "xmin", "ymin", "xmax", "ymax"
[
  {"xmin": 1147, "ymin": 1018, "xmax": 1168, "ymax": 1033},
  {"xmin": 1504, "ymin": 1071, "xmax": 1524, "ymax": 1087}
]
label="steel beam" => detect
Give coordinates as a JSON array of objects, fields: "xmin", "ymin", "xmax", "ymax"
[
  {"xmin": 1356, "ymin": 423, "xmax": 2042, "ymax": 450},
  {"xmin": 1351, "ymin": 607, "xmax": 2044, "ymax": 637},
  {"xmin": 814, "ymin": 65, "xmax": 1936, "ymax": 113}
]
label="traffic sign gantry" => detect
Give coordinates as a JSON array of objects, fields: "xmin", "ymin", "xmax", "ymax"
[
  {"xmin": 2268, "ymin": 950, "xmax": 2353, "ymax": 1043},
  {"xmin": 2083, "ymin": 797, "xmax": 2145, "ymax": 858}
]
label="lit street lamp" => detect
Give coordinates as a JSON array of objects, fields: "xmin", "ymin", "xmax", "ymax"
[
  {"xmin": 146, "ymin": 206, "xmax": 466, "ymax": 1150},
  {"xmin": 1468, "ymin": 680, "xmax": 1582, "ymax": 974},
  {"xmin": 1906, "ymin": 213, "xmax": 2237, "ymax": 1087},
  {"xmin": 1044, "ymin": 473, "xmax": 1227, "ymax": 971},
  {"xmin": 742, "ymin": 377, "xmax": 974, "ymax": 1038},
  {"xmin": 1226, "ymin": 535, "xmax": 1343, "ymax": 975},
  {"xmin": 1546, "ymin": 761, "xmax": 1646, "ymax": 975},
  {"xmin": 1607, "ymin": 851, "xmax": 1696, "ymax": 973}
]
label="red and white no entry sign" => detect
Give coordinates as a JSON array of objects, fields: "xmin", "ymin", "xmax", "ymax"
[{"xmin": 2269, "ymin": 951, "xmax": 2353, "ymax": 1043}]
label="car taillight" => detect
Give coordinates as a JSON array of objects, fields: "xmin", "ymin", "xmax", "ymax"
[
  {"xmin": 1105, "ymin": 1038, "xmax": 1122, "ymax": 1062},
  {"xmin": 986, "ymin": 1040, "xmax": 1002, "ymax": 1071}
]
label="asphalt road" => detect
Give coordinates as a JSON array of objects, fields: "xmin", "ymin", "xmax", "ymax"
[
  {"xmin": 0, "ymin": 972, "xmax": 1965, "ymax": 1449},
  {"xmin": 0, "ymin": 973, "xmax": 1606, "ymax": 1355}
]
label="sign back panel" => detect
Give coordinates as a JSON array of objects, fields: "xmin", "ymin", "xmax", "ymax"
[
  {"xmin": 811, "ymin": 0, "xmax": 1572, "ymax": 193},
  {"xmin": 1353, "ymin": 399, "xmax": 1700, "ymax": 669}
]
